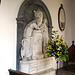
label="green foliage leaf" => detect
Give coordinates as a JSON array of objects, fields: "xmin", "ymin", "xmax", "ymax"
[
  {"xmin": 51, "ymin": 33, "xmax": 54, "ymax": 35},
  {"xmin": 45, "ymin": 30, "xmax": 68, "ymax": 62},
  {"xmin": 59, "ymin": 55, "xmax": 67, "ymax": 61},
  {"xmin": 56, "ymin": 35, "xmax": 59, "ymax": 39},
  {"xmin": 52, "ymin": 31, "xmax": 56, "ymax": 33}
]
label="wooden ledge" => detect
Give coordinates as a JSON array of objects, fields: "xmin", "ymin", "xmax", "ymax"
[{"xmin": 8, "ymin": 69, "xmax": 31, "ymax": 75}]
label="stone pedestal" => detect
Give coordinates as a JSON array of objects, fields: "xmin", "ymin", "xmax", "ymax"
[
  {"xmin": 32, "ymin": 30, "xmax": 44, "ymax": 60},
  {"xmin": 20, "ymin": 57, "xmax": 55, "ymax": 75}
]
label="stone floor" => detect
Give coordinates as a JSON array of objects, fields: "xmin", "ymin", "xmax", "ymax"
[
  {"xmin": 58, "ymin": 64, "xmax": 75, "ymax": 75},
  {"xmin": 58, "ymin": 69, "xmax": 75, "ymax": 75}
]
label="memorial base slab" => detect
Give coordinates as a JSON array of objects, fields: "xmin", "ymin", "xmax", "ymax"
[{"xmin": 20, "ymin": 57, "xmax": 56, "ymax": 75}]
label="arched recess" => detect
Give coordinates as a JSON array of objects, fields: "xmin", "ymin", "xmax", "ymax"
[{"xmin": 16, "ymin": 0, "xmax": 53, "ymax": 71}]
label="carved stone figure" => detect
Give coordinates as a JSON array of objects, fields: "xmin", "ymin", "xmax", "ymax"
[
  {"xmin": 41, "ymin": 18, "xmax": 49, "ymax": 57},
  {"xmin": 21, "ymin": 8, "xmax": 48, "ymax": 61}
]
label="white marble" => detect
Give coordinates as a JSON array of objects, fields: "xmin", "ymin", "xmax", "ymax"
[
  {"xmin": 41, "ymin": 18, "xmax": 49, "ymax": 56},
  {"xmin": 20, "ymin": 57, "xmax": 54, "ymax": 74},
  {"xmin": 20, "ymin": 8, "xmax": 54, "ymax": 75},
  {"xmin": 32, "ymin": 30, "xmax": 44, "ymax": 60},
  {"xmin": 21, "ymin": 8, "xmax": 48, "ymax": 60},
  {"xmin": 21, "ymin": 22, "xmax": 40, "ymax": 60}
]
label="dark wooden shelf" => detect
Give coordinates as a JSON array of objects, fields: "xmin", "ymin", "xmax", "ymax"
[{"xmin": 8, "ymin": 69, "xmax": 31, "ymax": 75}]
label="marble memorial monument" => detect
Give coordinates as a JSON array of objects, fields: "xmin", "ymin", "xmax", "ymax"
[
  {"xmin": 20, "ymin": 9, "xmax": 55, "ymax": 75},
  {"xmin": 21, "ymin": 9, "xmax": 48, "ymax": 60}
]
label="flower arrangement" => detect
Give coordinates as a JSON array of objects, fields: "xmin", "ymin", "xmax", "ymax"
[{"xmin": 45, "ymin": 30, "xmax": 69, "ymax": 61}]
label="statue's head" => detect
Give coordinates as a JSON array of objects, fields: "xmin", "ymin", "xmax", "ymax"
[{"xmin": 34, "ymin": 8, "xmax": 43, "ymax": 26}]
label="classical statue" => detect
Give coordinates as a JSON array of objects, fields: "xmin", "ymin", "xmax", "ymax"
[{"xmin": 21, "ymin": 8, "xmax": 48, "ymax": 61}]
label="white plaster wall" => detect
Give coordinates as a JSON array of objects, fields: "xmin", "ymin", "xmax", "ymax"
[
  {"xmin": 0, "ymin": 0, "xmax": 24, "ymax": 75},
  {"xmin": 0, "ymin": 0, "xmax": 72, "ymax": 75},
  {"xmin": 43, "ymin": 0, "xmax": 72, "ymax": 69},
  {"xmin": 43, "ymin": 0, "xmax": 72, "ymax": 47}
]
